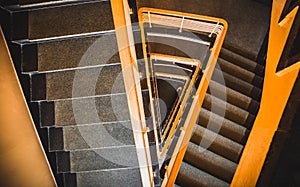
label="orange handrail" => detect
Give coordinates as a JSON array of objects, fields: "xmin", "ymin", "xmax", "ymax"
[
  {"xmin": 0, "ymin": 27, "xmax": 56, "ymax": 187},
  {"xmin": 231, "ymin": 0, "xmax": 300, "ymax": 186}
]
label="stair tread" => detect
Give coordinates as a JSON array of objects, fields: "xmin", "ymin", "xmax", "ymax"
[
  {"xmin": 5, "ymin": 0, "xmax": 114, "ymax": 40},
  {"xmin": 203, "ymin": 93, "xmax": 255, "ymax": 127},
  {"xmin": 198, "ymin": 108, "xmax": 249, "ymax": 144},
  {"xmin": 176, "ymin": 161, "xmax": 229, "ymax": 187},
  {"xmin": 208, "ymin": 79, "xmax": 259, "ymax": 114},
  {"xmin": 191, "ymin": 125, "xmax": 244, "ymax": 163},
  {"xmin": 40, "ymin": 94, "xmax": 130, "ymax": 126},
  {"xmin": 19, "ymin": 31, "xmax": 120, "ymax": 73},
  {"xmin": 220, "ymin": 47, "xmax": 265, "ymax": 76},
  {"xmin": 212, "ymin": 68, "xmax": 262, "ymax": 101},
  {"xmin": 217, "ymin": 57, "xmax": 263, "ymax": 87},
  {"xmin": 185, "ymin": 142, "xmax": 237, "ymax": 182},
  {"xmin": 31, "ymin": 64, "xmax": 125, "ymax": 101}
]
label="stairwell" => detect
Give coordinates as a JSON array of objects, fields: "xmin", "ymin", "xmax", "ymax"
[{"xmin": 0, "ymin": 0, "xmax": 271, "ymax": 186}]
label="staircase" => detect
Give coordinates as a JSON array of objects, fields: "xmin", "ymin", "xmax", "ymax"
[
  {"xmin": 0, "ymin": 0, "xmax": 271, "ymax": 186},
  {"xmin": 0, "ymin": 1, "xmax": 142, "ymax": 186}
]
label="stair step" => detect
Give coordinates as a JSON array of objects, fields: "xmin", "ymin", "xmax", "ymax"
[
  {"xmin": 68, "ymin": 146, "xmax": 139, "ymax": 172},
  {"xmin": 40, "ymin": 94, "xmax": 130, "ymax": 127},
  {"xmin": 31, "ymin": 64, "xmax": 125, "ymax": 101},
  {"xmin": 18, "ymin": 31, "xmax": 119, "ymax": 73},
  {"xmin": 191, "ymin": 125, "xmax": 243, "ymax": 163},
  {"xmin": 202, "ymin": 93, "xmax": 255, "ymax": 128},
  {"xmin": 198, "ymin": 108, "xmax": 249, "ymax": 144},
  {"xmin": 208, "ymin": 80, "xmax": 259, "ymax": 114},
  {"xmin": 176, "ymin": 162, "xmax": 229, "ymax": 187},
  {"xmin": 184, "ymin": 142, "xmax": 237, "ymax": 182},
  {"xmin": 0, "ymin": 0, "xmax": 75, "ymax": 6},
  {"xmin": 76, "ymin": 168, "xmax": 142, "ymax": 187},
  {"xmin": 3, "ymin": 0, "xmax": 114, "ymax": 40},
  {"xmin": 62, "ymin": 122, "xmax": 135, "ymax": 151},
  {"xmin": 220, "ymin": 47, "xmax": 265, "ymax": 76},
  {"xmin": 212, "ymin": 68, "xmax": 262, "ymax": 101},
  {"xmin": 217, "ymin": 58, "xmax": 263, "ymax": 87}
]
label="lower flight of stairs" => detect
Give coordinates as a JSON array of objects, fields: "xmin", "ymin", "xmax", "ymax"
[
  {"xmin": 175, "ymin": 46, "xmax": 264, "ymax": 186},
  {"xmin": 1, "ymin": 1, "xmax": 143, "ymax": 186}
]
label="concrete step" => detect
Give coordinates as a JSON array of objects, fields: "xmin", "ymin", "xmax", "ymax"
[
  {"xmin": 212, "ymin": 68, "xmax": 262, "ymax": 101},
  {"xmin": 16, "ymin": 31, "xmax": 119, "ymax": 73},
  {"xmin": 1, "ymin": 0, "xmax": 113, "ymax": 40},
  {"xmin": 48, "ymin": 121, "xmax": 135, "ymax": 152},
  {"xmin": 202, "ymin": 93, "xmax": 255, "ymax": 128},
  {"xmin": 184, "ymin": 142, "xmax": 237, "ymax": 183},
  {"xmin": 56, "ymin": 146, "xmax": 139, "ymax": 173},
  {"xmin": 40, "ymin": 94, "xmax": 130, "ymax": 127},
  {"xmin": 176, "ymin": 162, "xmax": 229, "ymax": 187},
  {"xmin": 220, "ymin": 47, "xmax": 265, "ymax": 76},
  {"xmin": 208, "ymin": 79, "xmax": 259, "ymax": 115},
  {"xmin": 75, "ymin": 168, "xmax": 142, "ymax": 187},
  {"xmin": 217, "ymin": 58, "xmax": 263, "ymax": 87},
  {"xmin": 190, "ymin": 125, "xmax": 243, "ymax": 163},
  {"xmin": 198, "ymin": 108, "xmax": 249, "ymax": 144},
  {"xmin": 31, "ymin": 64, "xmax": 125, "ymax": 101}
]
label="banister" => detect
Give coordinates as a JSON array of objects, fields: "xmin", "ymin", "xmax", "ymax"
[
  {"xmin": 0, "ymin": 27, "xmax": 56, "ymax": 186},
  {"xmin": 231, "ymin": 0, "xmax": 300, "ymax": 186}
]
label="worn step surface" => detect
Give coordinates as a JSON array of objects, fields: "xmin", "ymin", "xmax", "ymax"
[
  {"xmin": 217, "ymin": 58, "xmax": 263, "ymax": 87},
  {"xmin": 49, "ymin": 121, "xmax": 135, "ymax": 151},
  {"xmin": 212, "ymin": 68, "xmax": 262, "ymax": 101},
  {"xmin": 176, "ymin": 162, "xmax": 229, "ymax": 187},
  {"xmin": 202, "ymin": 93, "xmax": 255, "ymax": 128},
  {"xmin": 184, "ymin": 142, "xmax": 237, "ymax": 183},
  {"xmin": 190, "ymin": 125, "xmax": 244, "ymax": 163},
  {"xmin": 40, "ymin": 94, "xmax": 130, "ymax": 127},
  {"xmin": 1, "ymin": 0, "xmax": 114, "ymax": 40},
  {"xmin": 208, "ymin": 79, "xmax": 259, "ymax": 114},
  {"xmin": 31, "ymin": 64, "xmax": 125, "ymax": 101},
  {"xmin": 18, "ymin": 31, "xmax": 120, "ymax": 73},
  {"xmin": 198, "ymin": 108, "xmax": 249, "ymax": 144},
  {"xmin": 76, "ymin": 168, "xmax": 142, "ymax": 187}
]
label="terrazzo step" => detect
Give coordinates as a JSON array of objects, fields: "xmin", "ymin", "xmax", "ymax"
[
  {"xmin": 208, "ymin": 79, "xmax": 259, "ymax": 115},
  {"xmin": 75, "ymin": 168, "xmax": 142, "ymax": 187},
  {"xmin": 184, "ymin": 142, "xmax": 237, "ymax": 183},
  {"xmin": 49, "ymin": 121, "xmax": 135, "ymax": 152},
  {"xmin": 202, "ymin": 93, "xmax": 255, "ymax": 128},
  {"xmin": 39, "ymin": 94, "xmax": 130, "ymax": 127},
  {"xmin": 190, "ymin": 125, "xmax": 244, "ymax": 163},
  {"xmin": 198, "ymin": 108, "xmax": 249, "ymax": 144},
  {"xmin": 1, "ymin": 0, "xmax": 114, "ymax": 40},
  {"xmin": 0, "ymin": 0, "xmax": 68, "ymax": 6},
  {"xmin": 220, "ymin": 47, "xmax": 265, "ymax": 76},
  {"xmin": 176, "ymin": 162, "xmax": 229, "ymax": 187},
  {"xmin": 16, "ymin": 31, "xmax": 119, "ymax": 73},
  {"xmin": 31, "ymin": 64, "xmax": 125, "ymax": 101},
  {"xmin": 217, "ymin": 58, "xmax": 263, "ymax": 87},
  {"xmin": 212, "ymin": 68, "xmax": 262, "ymax": 101},
  {"xmin": 56, "ymin": 146, "xmax": 139, "ymax": 173}
]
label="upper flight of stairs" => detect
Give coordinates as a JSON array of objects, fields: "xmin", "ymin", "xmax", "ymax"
[{"xmin": 0, "ymin": 1, "xmax": 142, "ymax": 186}]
